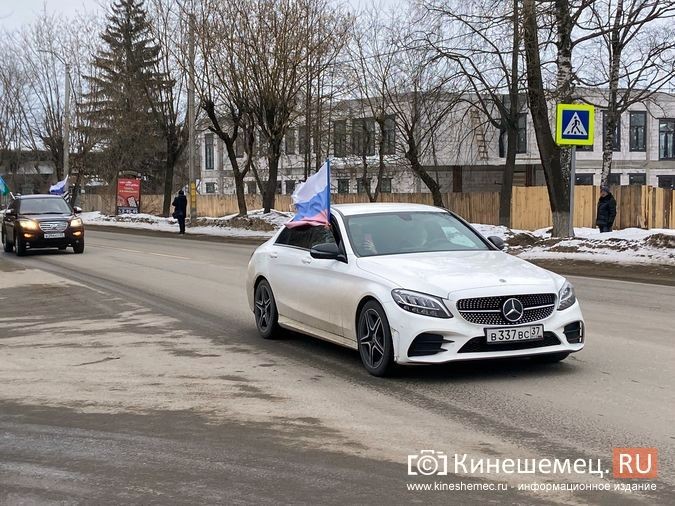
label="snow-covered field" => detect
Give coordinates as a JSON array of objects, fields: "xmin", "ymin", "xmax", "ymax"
[{"xmin": 82, "ymin": 211, "xmax": 675, "ymax": 265}]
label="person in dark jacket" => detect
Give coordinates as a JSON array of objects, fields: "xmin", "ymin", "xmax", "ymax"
[
  {"xmin": 172, "ymin": 190, "xmax": 188, "ymax": 234},
  {"xmin": 596, "ymin": 185, "xmax": 617, "ymax": 233}
]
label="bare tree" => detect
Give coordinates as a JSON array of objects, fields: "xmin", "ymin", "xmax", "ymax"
[
  {"xmin": 423, "ymin": 0, "xmax": 524, "ymax": 224},
  {"xmin": 578, "ymin": 0, "xmax": 675, "ymax": 187},
  {"xmin": 232, "ymin": 0, "xmax": 350, "ymax": 212}
]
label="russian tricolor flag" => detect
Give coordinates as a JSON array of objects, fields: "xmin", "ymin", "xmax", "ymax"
[
  {"xmin": 287, "ymin": 160, "xmax": 330, "ymax": 228},
  {"xmin": 49, "ymin": 175, "xmax": 69, "ymax": 195}
]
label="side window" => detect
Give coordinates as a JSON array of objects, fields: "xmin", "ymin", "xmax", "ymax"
[
  {"xmin": 309, "ymin": 226, "xmax": 336, "ymax": 248},
  {"xmin": 275, "ymin": 226, "xmax": 313, "ymax": 249}
]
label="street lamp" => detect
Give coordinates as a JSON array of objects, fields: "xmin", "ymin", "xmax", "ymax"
[{"xmin": 37, "ymin": 49, "xmax": 71, "ymax": 179}]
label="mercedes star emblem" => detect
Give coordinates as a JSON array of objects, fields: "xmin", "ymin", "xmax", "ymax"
[{"xmin": 502, "ymin": 298, "xmax": 524, "ymax": 322}]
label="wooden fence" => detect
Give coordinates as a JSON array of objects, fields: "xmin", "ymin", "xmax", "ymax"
[{"xmin": 78, "ymin": 185, "xmax": 674, "ymax": 230}]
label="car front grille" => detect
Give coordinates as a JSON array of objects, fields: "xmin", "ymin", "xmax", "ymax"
[
  {"xmin": 39, "ymin": 221, "xmax": 68, "ymax": 233},
  {"xmin": 456, "ymin": 293, "xmax": 556, "ymax": 326},
  {"xmin": 458, "ymin": 332, "xmax": 561, "ymax": 353}
]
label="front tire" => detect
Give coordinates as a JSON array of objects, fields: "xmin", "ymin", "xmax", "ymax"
[
  {"xmin": 254, "ymin": 279, "xmax": 280, "ymax": 339},
  {"xmin": 357, "ymin": 301, "xmax": 395, "ymax": 377},
  {"xmin": 15, "ymin": 235, "xmax": 26, "ymax": 256},
  {"xmin": 72, "ymin": 241, "xmax": 85, "ymax": 254},
  {"xmin": 2, "ymin": 230, "xmax": 13, "ymax": 253}
]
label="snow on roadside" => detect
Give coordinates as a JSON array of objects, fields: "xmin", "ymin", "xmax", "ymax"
[{"xmin": 81, "ymin": 211, "xmax": 674, "ymax": 265}]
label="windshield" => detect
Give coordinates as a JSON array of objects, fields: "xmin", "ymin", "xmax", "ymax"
[
  {"xmin": 345, "ymin": 211, "xmax": 490, "ymax": 257},
  {"xmin": 18, "ymin": 197, "xmax": 72, "ymax": 215}
]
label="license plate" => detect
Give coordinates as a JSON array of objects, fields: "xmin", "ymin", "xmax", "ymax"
[
  {"xmin": 44, "ymin": 233, "xmax": 65, "ymax": 239},
  {"xmin": 486, "ymin": 325, "xmax": 544, "ymax": 344}
]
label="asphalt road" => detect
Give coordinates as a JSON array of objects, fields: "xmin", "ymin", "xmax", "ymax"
[{"xmin": 1, "ymin": 230, "xmax": 673, "ymax": 505}]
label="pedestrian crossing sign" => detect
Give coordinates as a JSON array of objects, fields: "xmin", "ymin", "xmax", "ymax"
[{"xmin": 556, "ymin": 103, "xmax": 595, "ymax": 146}]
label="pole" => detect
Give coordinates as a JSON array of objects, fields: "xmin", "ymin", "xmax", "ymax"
[
  {"xmin": 187, "ymin": 15, "xmax": 197, "ymax": 221},
  {"xmin": 63, "ymin": 63, "xmax": 71, "ymax": 179},
  {"xmin": 569, "ymin": 145, "xmax": 576, "ymax": 237}
]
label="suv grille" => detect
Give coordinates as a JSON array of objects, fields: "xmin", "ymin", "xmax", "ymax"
[
  {"xmin": 456, "ymin": 293, "xmax": 556, "ymax": 326},
  {"xmin": 39, "ymin": 221, "xmax": 68, "ymax": 233}
]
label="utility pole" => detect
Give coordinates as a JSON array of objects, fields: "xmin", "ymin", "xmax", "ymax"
[
  {"xmin": 187, "ymin": 15, "xmax": 197, "ymax": 221},
  {"xmin": 63, "ymin": 63, "xmax": 71, "ymax": 179}
]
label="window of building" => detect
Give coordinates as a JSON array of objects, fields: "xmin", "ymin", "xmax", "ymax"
[
  {"xmin": 575, "ymin": 173, "xmax": 594, "ymax": 185},
  {"xmin": 602, "ymin": 111, "xmax": 621, "ymax": 152},
  {"xmin": 333, "ymin": 120, "xmax": 347, "ymax": 157},
  {"xmin": 383, "ymin": 116, "xmax": 396, "ymax": 155},
  {"xmin": 247, "ymin": 180, "xmax": 257, "ymax": 194},
  {"xmin": 298, "ymin": 125, "xmax": 310, "ymax": 155},
  {"xmin": 379, "ymin": 177, "xmax": 392, "ymax": 193},
  {"xmin": 607, "ymin": 173, "xmax": 621, "ymax": 186},
  {"xmin": 285, "ymin": 180, "xmax": 296, "ymax": 195},
  {"xmin": 204, "ymin": 133, "xmax": 214, "ymax": 170},
  {"xmin": 628, "ymin": 173, "xmax": 646, "ymax": 186},
  {"xmin": 657, "ymin": 175, "xmax": 674, "ymax": 189},
  {"xmin": 357, "ymin": 178, "xmax": 371, "ymax": 194},
  {"xmin": 659, "ymin": 119, "xmax": 675, "ymax": 160},
  {"xmin": 276, "ymin": 180, "xmax": 282, "ymax": 194},
  {"xmin": 352, "ymin": 118, "xmax": 376, "ymax": 156},
  {"xmin": 205, "ymin": 182, "xmax": 216, "ymax": 194},
  {"xmin": 337, "ymin": 178, "xmax": 350, "ymax": 194},
  {"xmin": 285, "ymin": 129, "xmax": 296, "ymax": 155},
  {"xmin": 498, "ymin": 113, "xmax": 527, "ymax": 157},
  {"xmin": 629, "ymin": 111, "xmax": 646, "ymax": 152}
]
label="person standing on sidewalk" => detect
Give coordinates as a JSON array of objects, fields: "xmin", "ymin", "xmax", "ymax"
[
  {"xmin": 172, "ymin": 190, "xmax": 188, "ymax": 235},
  {"xmin": 596, "ymin": 185, "xmax": 617, "ymax": 233}
]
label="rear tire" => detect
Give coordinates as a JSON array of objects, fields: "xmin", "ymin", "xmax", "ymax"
[
  {"xmin": 254, "ymin": 279, "xmax": 280, "ymax": 339},
  {"xmin": 15, "ymin": 235, "xmax": 26, "ymax": 256},
  {"xmin": 72, "ymin": 241, "xmax": 85, "ymax": 254},
  {"xmin": 532, "ymin": 352, "xmax": 569, "ymax": 364},
  {"xmin": 2, "ymin": 230, "xmax": 13, "ymax": 253},
  {"xmin": 357, "ymin": 301, "xmax": 395, "ymax": 377}
]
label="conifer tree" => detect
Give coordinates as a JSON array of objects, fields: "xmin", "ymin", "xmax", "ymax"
[{"xmin": 84, "ymin": 0, "xmax": 168, "ymax": 188}]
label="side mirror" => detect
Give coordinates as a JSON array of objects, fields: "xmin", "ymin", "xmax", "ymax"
[
  {"xmin": 73, "ymin": 206, "xmax": 82, "ymax": 214},
  {"xmin": 310, "ymin": 242, "xmax": 343, "ymax": 261},
  {"xmin": 488, "ymin": 236, "xmax": 505, "ymax": 250},
  {"xmin": 5, "ymin": 208, "xmax": 16, "ymax": 217}
]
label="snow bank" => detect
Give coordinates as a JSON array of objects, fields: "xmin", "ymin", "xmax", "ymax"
[{"xmin": 81, "ymin": 211, "xmax": 674, "ymax": 265}]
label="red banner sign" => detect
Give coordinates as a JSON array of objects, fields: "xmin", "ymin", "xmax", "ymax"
[{"xmin": 116, "ymin": 178, "xmax": 141, "ymax": 214}]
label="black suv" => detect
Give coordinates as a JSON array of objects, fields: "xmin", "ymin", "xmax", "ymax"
[{"xmin": 2, "ymin": 195, "xmax": 85, "ymax": 256}]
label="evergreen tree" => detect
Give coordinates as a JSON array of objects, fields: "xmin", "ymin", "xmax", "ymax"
[{"xmin": 83, "ymin": 0, "xmax": 169, "ymax": 189}]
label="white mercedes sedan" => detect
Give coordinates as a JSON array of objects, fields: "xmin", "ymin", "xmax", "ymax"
[{"xmin": 246, "ymin": 203, "xmax": 584, "ymax": 376}]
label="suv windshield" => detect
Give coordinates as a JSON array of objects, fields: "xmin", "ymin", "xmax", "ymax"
[
  {"xmin": 18, "ymin": 198, "xmax": 72, "ymax": 215},
  {"xmin": 345, "ymin": 211, "xmax": 490, "ymax": 257}
]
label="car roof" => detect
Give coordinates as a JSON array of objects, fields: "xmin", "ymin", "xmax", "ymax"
[
  {"xmin": 332, "ymin": 202, "xmax": 443, "ymax": 216},
  {"xmin": 15, "ymin": 194, "xmax": 64, "ymax": 199}
]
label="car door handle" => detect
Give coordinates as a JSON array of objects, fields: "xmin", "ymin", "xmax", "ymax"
[
  {"xmin": 302, "ymin": 257, "xmax": 312, "ymax": 264},
  {"xmin": 269, "ymin": 252, "xmax": 278, "ymax": 259}
]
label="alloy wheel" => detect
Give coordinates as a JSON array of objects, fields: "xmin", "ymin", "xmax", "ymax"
[
  {"xmin": 255, "ymin": 284, "xmax": 272, "ymax": 332},
  {"xmin": 358, "ymin": 308, "xmax": 386, "ymax": 369}
]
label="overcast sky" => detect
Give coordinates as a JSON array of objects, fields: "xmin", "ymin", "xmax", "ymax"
[{"xmin": 0, "ymin": 0, "xmax": 378, "ymax": 31}]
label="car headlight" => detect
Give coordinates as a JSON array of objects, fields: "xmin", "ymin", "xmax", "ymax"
[
  {"xmin": 391, "ymin": 289, "xmax": 452, "ymax": 318},
  {"xmin": 17, "ymin": 219, "xmax": 39, "ymax": 231},
  {"xmin": 558, "ymin": 280, "xmax": 576, "ymax": 310},
  {"xmin": 70, "ymin": 218, "xmax": 83, "ymax": 227}
]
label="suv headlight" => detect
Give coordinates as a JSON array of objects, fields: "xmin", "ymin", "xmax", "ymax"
[
  {"xmin": 392, "ymin": 289, "xmax": 452, "ymax": 318},
  {"xmin": 558, "ymin": 280, "xmax": 576, "ymax": 310},
  {"xmin": 17, "ymin": 219, "xmax": 39, "ymax": 231},
  {"xmin": 70, "ymin": 218, "xmax": 83, "ymax": 227}
]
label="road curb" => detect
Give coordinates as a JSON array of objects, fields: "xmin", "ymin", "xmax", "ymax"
[{"xmin": 85, "ymin": 224, "xmax": 268, "ymax": 246}]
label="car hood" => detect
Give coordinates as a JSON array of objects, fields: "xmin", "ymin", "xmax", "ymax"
[
  {"xmin": 356, "ymin": 251, "xmax": 562, "ymax": 298},
  {"xmin": 20, "ymin": 214, "xmax": 71, "ymax": 221}
]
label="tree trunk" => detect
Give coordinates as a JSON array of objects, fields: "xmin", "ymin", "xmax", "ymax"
[
  {"xmin": 162, "ymin": 151, "xmax": 175, "ymax": 217},
  {"xmin": 601, "ymin": 0, "xmax": 623, "ymax": 188},
  {"xmin": 263, "ymin": 138, "xmax": 282, "ymax": 213},
  {"xmin": 523, "ymin": 0, "xmax": 572, "ymax": 237},
  {"xmin": 405, "ymin": 135, "xmax": 443, "ymax": 207}
]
